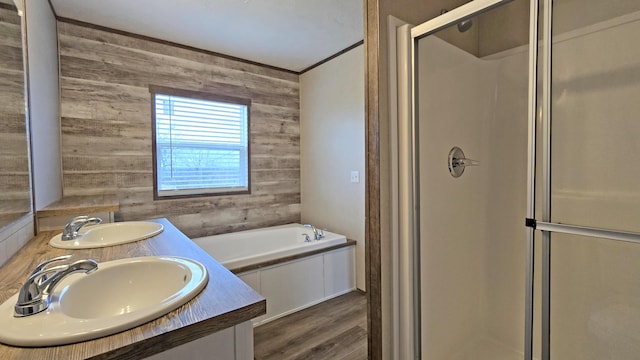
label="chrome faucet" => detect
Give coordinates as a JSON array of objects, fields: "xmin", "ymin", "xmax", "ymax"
[
  {"xmin": 303, "ymin": 224, "xmax": 325, "ymax": 240},
  {"xmin": 61, "ymin": 215, "xmax": 103, "ymax": 240},
  {"xmin": 14, "ymin": 255, "xmax": 98, "ymax": 317}
]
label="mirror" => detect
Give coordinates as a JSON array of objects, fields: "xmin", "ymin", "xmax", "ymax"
[{"xmin": 0, "ymin": 0, "xmax": 32, "ymax": 229}]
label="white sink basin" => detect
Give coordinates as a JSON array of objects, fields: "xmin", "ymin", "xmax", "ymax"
[
  {"xmin": 49, "ymin": 221, "xmax": 164, "ymax": 249},
  {"xmin": 0, "ymin": 256, "xmax": 208, "ymax": 347}
]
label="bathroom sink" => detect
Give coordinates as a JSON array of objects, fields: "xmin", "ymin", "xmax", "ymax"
[
  {"xmin": 0, "ymin": 256, "xmax": 208, "ymax": 347},
  {"xmin": 49, "ymin": 221, "xmax": 164, "ymax": 249}
]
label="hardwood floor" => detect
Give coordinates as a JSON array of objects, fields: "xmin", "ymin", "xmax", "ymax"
[{"xmin": 254, "ymin": 291, "xmax": 367, "ymax": 360}]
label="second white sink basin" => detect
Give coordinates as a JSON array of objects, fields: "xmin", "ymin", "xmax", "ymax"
[
  {"xmin": 49, "ymin": 221, "xmax": 164, "ymax": 249},
  {"xmin": 0, "ymin": 256, "xmax": 208, "ymax": 347}
]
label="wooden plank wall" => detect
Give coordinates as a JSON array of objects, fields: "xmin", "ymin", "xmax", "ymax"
[
  {"xmin": 0, "ymin": 6, "xmax": 31, "ymax": 221},
  {"xmin": 57, "ymin": 21, "xmax": 301, "ymax": 238}
]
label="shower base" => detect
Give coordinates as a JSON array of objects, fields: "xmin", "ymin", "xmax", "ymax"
[{"xmin": 449, "ymin": 337, "xmax": 524, "ymax": 360}]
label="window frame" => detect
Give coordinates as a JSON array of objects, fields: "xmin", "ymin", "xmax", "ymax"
[{"xmin": 150, "ymin": 85, "xmax": 252, "ymax": 200}]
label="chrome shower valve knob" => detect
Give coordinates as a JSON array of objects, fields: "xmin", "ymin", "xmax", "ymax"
[{"xmin": 448, "ymin": 146, "xmax": 480, "ymax": 178}]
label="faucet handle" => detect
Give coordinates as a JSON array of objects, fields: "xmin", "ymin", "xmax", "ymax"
[
  {"xmin": 30, "ymin": 255, "xmax": 73, "ymax": 278},
  {"xmin": 15, "ymin": 259, "xmax": 98, "ymax": 317},
  {"xmin": 62, "ymin": 216, "xmax": 103, "ymax": 240},
  {"xmin": 68, "ymin": 215, "xmax": 102, "ymax": 228},
  {"xmin": 41, "ymin": 259, "xmax": 98, "ymax": 296},
  {"xmin": 16, "ymin": 263, "xmax": 70, "ymax": 307},
  {"xmin": 30, "ymin": 264, "xmax": 70, "ymax": 289},
  {"xmin": 84, "ymin": 217, "xmax": 103, "ymax": 226},
  {"xmin": 68, "ymin": 215, "xmax": 90, "ymax": 224},
  {"xmin": 30, "ymin": 255, "xmax": 74, "ymax": 287}
]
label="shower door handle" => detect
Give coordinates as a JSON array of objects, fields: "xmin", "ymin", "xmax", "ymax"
[{"xmin": 448, "ymin": 146, "xmax": 479, "ymax": 177}]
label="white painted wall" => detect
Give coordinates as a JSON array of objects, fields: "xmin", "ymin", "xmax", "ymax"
[
  {"xmin": 25, "ymin": 0, "xmax": 62, "ymax": 210},
  {"xmin": 300, "ymin": 45, "xmax": 366, "ymax": 291}
]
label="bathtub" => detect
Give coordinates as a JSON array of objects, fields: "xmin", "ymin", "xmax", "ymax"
[
  {"xmin": 193, "ymin": 223, "xmax": 356, "ymax": 325},
  {"xmin": 193, "ymin": 223, "xmax": 348, "ymax": 271}
]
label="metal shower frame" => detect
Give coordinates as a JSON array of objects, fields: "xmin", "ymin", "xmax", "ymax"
[{"xmin": 409, "ymin": 0, "xmax": 640, "ymax": 359}]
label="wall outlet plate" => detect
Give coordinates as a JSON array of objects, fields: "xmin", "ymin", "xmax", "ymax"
[{"xmin": 350, "ymin": 171, "xmax": 360, "ymax": 183}]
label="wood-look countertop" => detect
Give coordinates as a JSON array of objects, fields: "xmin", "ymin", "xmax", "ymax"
[{"xmin": 0, "ymin": 218, "xmax": 266, "ymax": 360}]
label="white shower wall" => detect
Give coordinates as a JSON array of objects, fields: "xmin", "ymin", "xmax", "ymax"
[
  {"xmin": 418, "ymin": 35, "xmax": 528, "ymax": 359},
  {"xmin": 483, "ymin": 46, "xmax": 529, "ymax": 352},
  {"xmin": 419, "ymin": 35, "xmax": 492, "ymax": 359}
]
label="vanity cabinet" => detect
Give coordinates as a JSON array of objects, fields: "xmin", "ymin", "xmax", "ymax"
[
  {"xmin": 149, "ymin": 321, "xmax": 253, "ymax": 360},
  {"xmin": 0, "ymin": 218, "xmax": 265, "ymax": 360},
  {"xmin": 238, "ymin": 246, "xmax": 356, "ymax": 325}
]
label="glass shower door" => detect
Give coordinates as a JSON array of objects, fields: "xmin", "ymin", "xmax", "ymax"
[
  {"xmin": 411, "ymin": 0, "xmax": 532, "ymax": 358},
  {"xmin": 539, "ymin": 0, "xmax": 640, "ymax": 358}
]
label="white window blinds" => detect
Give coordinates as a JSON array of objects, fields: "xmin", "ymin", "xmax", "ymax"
[{"xmin": 153, "ymin": 92, "xmax": 249, "ymax": 197}]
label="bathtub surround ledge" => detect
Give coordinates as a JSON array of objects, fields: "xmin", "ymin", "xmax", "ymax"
[
  {"xmin": 193, "ymin": 224, "xmax": 356, "ymax": 326},
  {"xmin": 0, "ymin": 218, "xmax": 265, "ymax": 360},
  {"xmin": 230, "ymin": 239, "xmax": 356, "ymax": 274}
]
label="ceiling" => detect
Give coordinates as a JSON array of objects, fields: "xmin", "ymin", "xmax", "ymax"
[{"xmin": 49, "ymin": 0, "xmax": 364, "ymax": 73}]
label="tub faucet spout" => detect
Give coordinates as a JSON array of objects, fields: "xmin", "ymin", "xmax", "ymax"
[{"xmin": 303, "ymin": 224, "xmax": 325, "ymax": 240}]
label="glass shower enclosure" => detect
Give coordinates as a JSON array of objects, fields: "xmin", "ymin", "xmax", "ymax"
[
  {"xmin": 545, "ymin": 0, "xmax": 640, "ymax": 358},
  {"xmin": 405, "ymin": 0, "xmax": 640, "ymax": 359}
]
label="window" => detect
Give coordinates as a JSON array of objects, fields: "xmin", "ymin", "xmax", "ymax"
[{"xmin": 150, "ymin": 86, "xmax": 251, "ymax": 198}]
